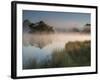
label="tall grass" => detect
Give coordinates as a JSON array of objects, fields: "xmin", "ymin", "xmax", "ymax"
[
  {"xmin": 23, "ymin": 40, "xmax": 91, "ymax": 69},
  {"xmin": 50, "ymin": 40, "xmax": 91, "ymax": 67}
]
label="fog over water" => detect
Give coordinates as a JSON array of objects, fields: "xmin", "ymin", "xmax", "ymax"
[{"xmin": 22, "ymin": 33, "xmax": 90, "ymax": 67}]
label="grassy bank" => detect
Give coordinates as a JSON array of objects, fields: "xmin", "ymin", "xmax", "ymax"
[{"xmin": 23, "ymin": 40, "xmax": 91, "ymax": 69}]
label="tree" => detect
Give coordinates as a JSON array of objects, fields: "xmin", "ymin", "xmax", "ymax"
[
  {"xmin": 82, "ymin": 23, "xmax": 91, "ymax": 33},
  {"xmin": 85, "ymin": 23, "xmax": 91, "ymax": 26},
  {"xmin": 71, "ymin": 28, "xmax": 80, "ymax": 32},
  {"xmin": 29, "ymin": 20, "xmax": 54, "ymax": 33}
]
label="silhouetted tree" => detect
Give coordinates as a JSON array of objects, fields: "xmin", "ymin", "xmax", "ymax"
[
  {"xmin": 82, "ymin": 23, "xmax": 91, "ymax": 33},
  {"xmin": 29, "ymin": 20, "xmax": 54, "ymax": 33},
  {"xmin": 71, "ymin": 28, "xmax": 80, "ymax": 32}
]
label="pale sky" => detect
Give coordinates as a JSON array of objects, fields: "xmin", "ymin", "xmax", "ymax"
[{"xmin": 23, "ymin": 10, "xmax": 90, "ymax": 29}]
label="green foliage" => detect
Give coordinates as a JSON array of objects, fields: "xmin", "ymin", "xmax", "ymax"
[
  {"xmin": 65, "ymin": 40, "xmax": 91, "ymax": 66},
  {"xmin": 29, "ymin": 20, "xmax": 54, "ymax": 33},
  {"xmin": 23, "ymin": 40, "xmax": 91, "ymax": 69},
  {"xmin": 49, "ymin": 40, "xmax": 90, "ymax": 67},
  {"xmin": 82, "ymin": 23, "xmax": 91, "ymax": 33},
  {"xmin": 85, "ymin": 23, "xmax": 91, "ymax": 26}
]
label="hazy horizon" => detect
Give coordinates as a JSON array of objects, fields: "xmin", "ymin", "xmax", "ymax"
[
  {"xmin": 22, "ymin": 10, "xmax": 91, "ymax": 69},
  {"xmin": 23, "ymin": 10, "xmax": 90, "ymax": 30}
]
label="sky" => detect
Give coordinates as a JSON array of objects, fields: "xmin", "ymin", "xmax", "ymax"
[{"xmin": 23, "ymin": 10, "xmax": 90, "ymax": 29}]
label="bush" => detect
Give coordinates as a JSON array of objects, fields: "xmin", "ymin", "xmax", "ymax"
[
  {"xmin": 50, "ymin": 40, "xmax": 91, "ymax": 67},
  {"xmin": 23, "ymin": 40, "xmax": 91, "ymax": 69}
]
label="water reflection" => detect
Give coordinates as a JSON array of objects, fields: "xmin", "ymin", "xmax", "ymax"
[
  {"xmin": 23, "ymin": 33, "xmax": 90, "ymax": 49},
  {"xmin": 22, "ymin": 33, "xmax": 91, "ymax": 69},
  {"xmin": 23, "ymin": 33, "xmax": 53, "ymax": 49}
]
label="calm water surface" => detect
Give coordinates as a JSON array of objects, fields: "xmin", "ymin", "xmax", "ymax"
[{"xmin": 22, "ymin": 33, "xmax": 90, "ymax": 67}]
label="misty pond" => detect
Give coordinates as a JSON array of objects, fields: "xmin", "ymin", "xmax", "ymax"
[{"xmin": 22, "ymin": 33, "xmax": 91, "ymax": 69}]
